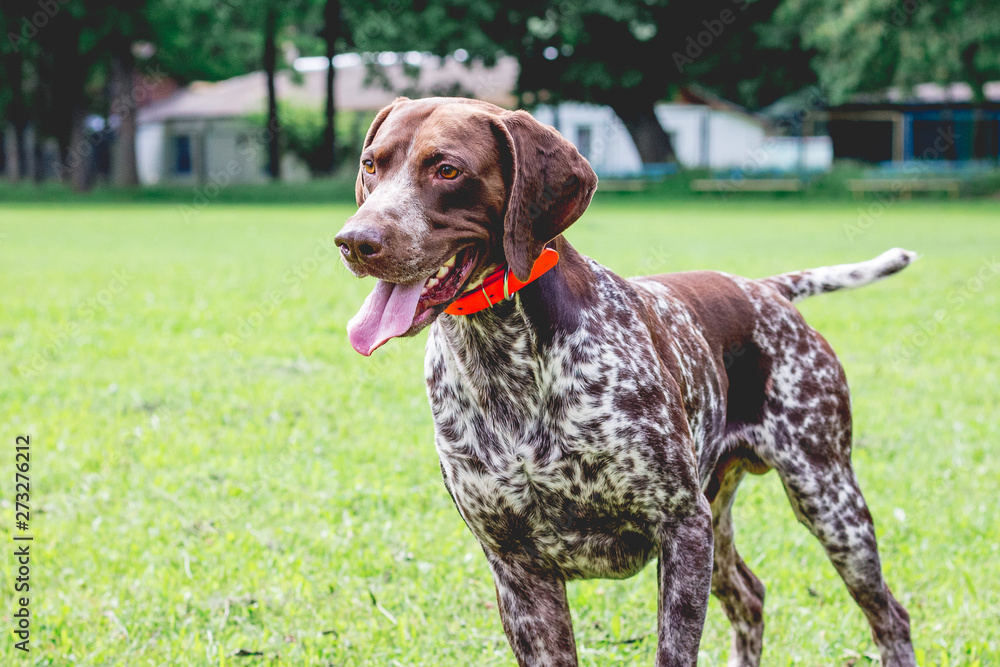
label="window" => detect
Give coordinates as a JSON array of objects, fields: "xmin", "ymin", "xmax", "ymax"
[
  {"xmin": 174, "ymin": 135, "xmax": 192, "ymax": 174},
  {"xmin": 576, "ymin": 126, "xmax": 592, "ymax": 161}
]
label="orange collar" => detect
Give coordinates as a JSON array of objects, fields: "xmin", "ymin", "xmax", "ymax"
[{"xmin": 445, "ymin": 248, "xmax": 560, "ymax": 316}]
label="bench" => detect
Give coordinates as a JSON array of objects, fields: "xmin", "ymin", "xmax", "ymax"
[
  {"xmin": 846, "ymin": 179, "xmax": 960, "ymax": 200},
  {"xmin": 598, "ymin": 163, "xmax": 679, "ymax": 192},
  {"xmin": 598, "ymin": 179, "xmax": 650, "ymax": 192},
  {"xmin": 690, "ymin": 178, "xmax": 805, "ymax": 193}
]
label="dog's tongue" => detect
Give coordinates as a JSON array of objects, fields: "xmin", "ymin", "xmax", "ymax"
[{"xmin": 347, "ymin": 279, "xmax": 425, "ymax": 356}]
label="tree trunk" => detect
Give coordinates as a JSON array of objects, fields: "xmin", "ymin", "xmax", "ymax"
[
  {"xmin": 12, "ymin": 120, "xmax": 28, "ymax": 183},
  {"xmin": 111, "ymin": 45, "xmax": 140, "ymax": 186},
  {"xmin": 320, "ymin": 0, "xmax": 340, "ymax": 174},
  {"xmin": 32, "ymin": 139, "xmax": 44, "ymax": 183},
  {"xmin": 3, "ymin": 51, "xmax": 29, "ymax": 181},
  {"xmin": 970, "ymin": 85, "xmax": 996, "ymax": 165},
  {"xmin": 609, "ymin": 100, "xmax": 677, "ymax": 165},
  {"xmin": 263, "ymin": 6, "xmax": 282, "ymax": 180},
  {"xmin": 960, "ymin": 44, "xmax": 994, "ymax": 163},
  {"xmin": 983, "ymin": 81, "xmax": 999, "ymax": 166},
  {"xmin": 41, "ymin": 12, "xmax": 88, "ymax": 186},
  {"xmin": 68, "ymin": 108, "xmax": 92, "ymax": 192}
]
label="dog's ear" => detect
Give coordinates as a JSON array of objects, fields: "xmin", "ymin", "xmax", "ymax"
[
  {"xmin": 493, "ymin": 110, "xmax": 598, "ymax": 282},
  {"xmin": 355, "ymin": 97, "xmax": 410, "ymax": 207}
]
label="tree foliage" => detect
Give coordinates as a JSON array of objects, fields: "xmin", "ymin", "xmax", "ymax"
[
  {"xmin": 341, "ymin": 0, "xmax": 817, "ymax": 162},
  {"xmin": 146, "ymin": 0, "xmax": 262, "ymax": 83},
  {"xmin": 779, "ymin": 0, "xmax": 1000, "ymax": 102}
]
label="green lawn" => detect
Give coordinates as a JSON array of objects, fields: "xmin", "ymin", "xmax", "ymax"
[{"xmin": 1, "ymin": 198, "xmax": 998, "ymax": 666}]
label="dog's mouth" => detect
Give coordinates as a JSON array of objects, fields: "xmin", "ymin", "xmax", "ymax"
[{"xmin": 347, "ymin": 246, "xmax": 479, "ymax": 356}]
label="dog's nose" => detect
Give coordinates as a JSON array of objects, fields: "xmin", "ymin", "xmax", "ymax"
[{"xmin": 335, "ymin": 228, "xmax": 384, "ymax": 264}]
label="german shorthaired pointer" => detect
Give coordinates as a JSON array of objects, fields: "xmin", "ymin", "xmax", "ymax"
[{"xmin": 335, "ymin": 97, "xmax": 917, "ymax": 666}]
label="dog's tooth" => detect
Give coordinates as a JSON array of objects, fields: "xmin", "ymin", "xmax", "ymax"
[
  {"xmin": 436, "ymin": 265, "xmax": 449, "ymax": 279},
  {"xmin": 426, "ymin": 277, "xmax": 439, "ymax": 289},
  {"xmin": 444, "ymin": 255, "xmax": 456, "ymax": 267}
]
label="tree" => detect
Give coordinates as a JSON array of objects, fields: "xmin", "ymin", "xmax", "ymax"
[
  {"xmin": 146, "ymin": 0, "xmax": 262, "ymax": 83},
  {"xmin": 262, "ymin": 3, "xmax": 282, "ymax": 179},
  {"xmin": 96, "ymin": 4, "xmax": 148, "ymax": 187},
  {"xmin": 1, "ymin": 6, "xmax": 31, "ymax": 181},
  {"xmin": 250, "ymin": 0, "xmax": 326, "ymax": 180},
  {"xmin": 512, "ymin": 0, "xmax": 819, "ymax": 162},
  {"xmin": 1, "ymin": 1, "xmax": 157, "ymax": 190},
  {"xmin": 0, "ymin": 47, "xmax": 29, "ymax": 182},
  {"xmin": 350, "ymin": 0, "xmax": 815, "ymax": 165},
  {"xmin": 779, "ymin": 0, "xmax": 1000, "ymax": 102},
  {"xmin": 29, "ymin": 2, "xmax": 93, "ymax": 189},
  {"xmin": 109, "ymin": 39, "xmax": 140, "ymax": 186},
  {"xmin": 318, "ymin": 0, "xmax": 341, "ymax": 174}
]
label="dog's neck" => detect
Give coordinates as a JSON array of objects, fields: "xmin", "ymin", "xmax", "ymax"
[
  {"xmin": 431, "ymin": 238, "xmax": 597, "ymax": 413},
  {"xmin": 440, "ymin": 237, "xmax": 595, "ymax": 346}
]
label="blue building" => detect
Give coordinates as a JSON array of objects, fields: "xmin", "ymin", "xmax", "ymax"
[{"xmin": 818, "ymin": 82, "xmax": 1000, "ymax": 164}]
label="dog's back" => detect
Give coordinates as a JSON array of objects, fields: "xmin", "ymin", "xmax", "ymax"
[{"xmin": 630, "ymin": 247, "xmax": 917, "ymax": 483}]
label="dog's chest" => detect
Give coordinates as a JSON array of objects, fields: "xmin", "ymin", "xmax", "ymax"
[{"xmin": 424, "ymin": 286, "xmax": 698, "ymax": 578}]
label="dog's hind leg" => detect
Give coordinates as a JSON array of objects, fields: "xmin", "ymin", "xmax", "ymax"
[
  {"xmin": 775, "ymin": 454, "xmax": 915, "ymax": 666},
  {"xmin": 759, "ymin": 345, "xmax": 916, "ymax": 666},
  {"xmin": 708, "ymin": 455, "xmax": 767, "ymax": 667}
]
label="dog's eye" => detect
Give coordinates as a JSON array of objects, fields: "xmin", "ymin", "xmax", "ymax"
[
  {"xmin": 362, "ymin": 159, "xmax": 375, "ymax": 175},
  {"xmin": 438, "ymin": 164, "xmax": 460, "ymax": 180}
]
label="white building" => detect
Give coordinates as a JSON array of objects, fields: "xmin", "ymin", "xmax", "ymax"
[{"xmin": 533, "ymin": 96, "xmax": 831, "ymax": 175}]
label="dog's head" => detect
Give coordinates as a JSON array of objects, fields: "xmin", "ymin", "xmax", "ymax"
[{"xmin": 335, "ymin": 97, "xmax": 598, "ymax": 355}]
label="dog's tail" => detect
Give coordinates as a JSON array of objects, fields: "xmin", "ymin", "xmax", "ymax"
[{"xmin": 760, "ymin": 248, "xmax": 917, "ymax": 304}]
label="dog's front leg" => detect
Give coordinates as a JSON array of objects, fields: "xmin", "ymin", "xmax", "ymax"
[
  {"xmin": 656, "ymin": 498, "xmax": 715, "ymax": 667},
  {"xmin": 487, "ymin": 555, "xmax": 578, "ymax": 667}
]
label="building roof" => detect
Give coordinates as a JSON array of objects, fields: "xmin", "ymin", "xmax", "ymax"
[
  {"xmin": 138, "ymin": 54, "xmax": 519, "ymax": 124},
  {"xmin": 678, "ymin": 85, "xmax": 755, "ymax": 117},
  {"xmin": 851, "ymin": 81, "xmax": 1000, "ymax": 105}
]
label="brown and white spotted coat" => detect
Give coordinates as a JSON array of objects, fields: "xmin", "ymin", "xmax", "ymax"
[{"xmin": 335, "ymin": 97, "xmax": 917, "ymax": 667}]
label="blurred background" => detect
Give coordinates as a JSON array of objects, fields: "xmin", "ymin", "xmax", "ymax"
[{"xmin": 1, "ymin": 0, "xmax": 999, "ymax": 196}]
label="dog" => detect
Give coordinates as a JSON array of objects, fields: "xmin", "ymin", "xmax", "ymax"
[{"xmin": 335, "ymin": 97, "xmax": 917, "ymax": 666}]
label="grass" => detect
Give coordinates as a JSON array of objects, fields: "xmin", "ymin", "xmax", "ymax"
[{"xmin": 1, "ymin": 196, "xmax": 997, "ymax": 666}]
